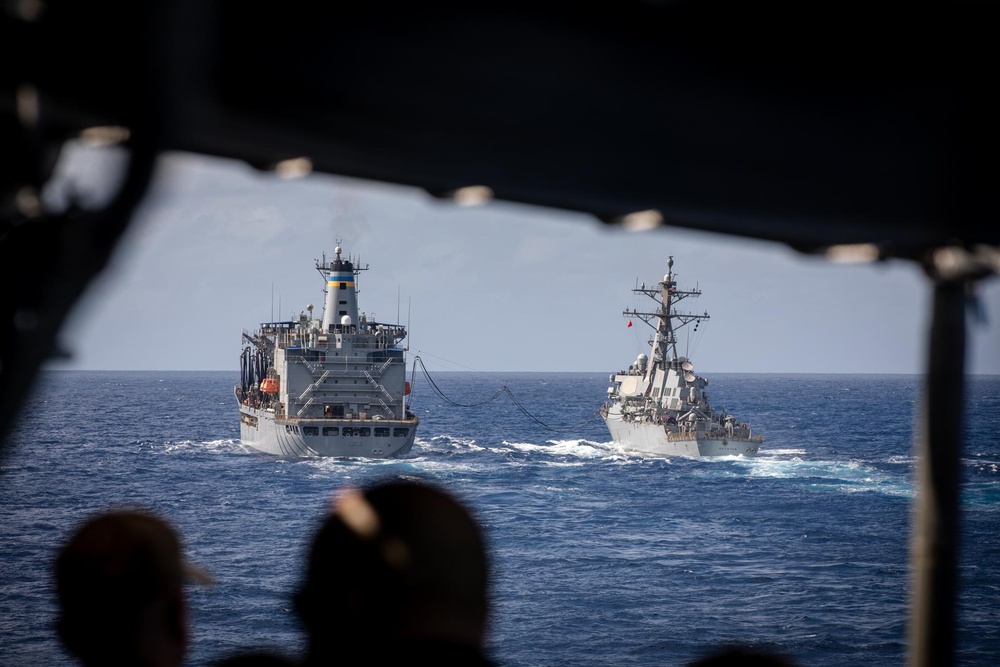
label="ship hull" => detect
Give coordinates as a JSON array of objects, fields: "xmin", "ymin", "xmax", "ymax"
[
  {"xmin": 603, "ymin": 412, "xmax": 761, "ymax": 458},
  {"xmin": 239, "ymin": 404, "xmax": 417, "ymax": 458}
]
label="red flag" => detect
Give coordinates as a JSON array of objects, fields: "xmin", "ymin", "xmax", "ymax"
[{"xmin": 627, "ymin": 321, "xmax": 633, "ymax": 328}]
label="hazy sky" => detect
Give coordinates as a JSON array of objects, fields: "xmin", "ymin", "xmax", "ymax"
[{"xmin": 43, "ymin": 144, "xmax": 999, "ymax": 376}]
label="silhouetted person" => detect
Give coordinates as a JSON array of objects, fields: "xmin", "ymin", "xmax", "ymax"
[
  {"xmin": 293, "ymin": 478, "xmax": 495, "ymax": 666},
  {"xmin": 53, "ymin": 508, "xmax": 211, "ymax": 667},
  {"xmin": 212, "ymin": 650, "xmax": 297, "ymax": 667},
  {"xmin": 688, "ymin": 645, "xmax": 797, "ymax": 666}
]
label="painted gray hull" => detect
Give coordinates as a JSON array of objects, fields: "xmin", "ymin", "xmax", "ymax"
[
  {"xmin": 604, "ymin": 411, "xmax": 761, "ymax": 458},
  {"xmin": 239, "ymin": 404, "xmax": 417, "ymax": 458}
]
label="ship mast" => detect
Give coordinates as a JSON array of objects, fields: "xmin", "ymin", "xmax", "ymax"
[{"xmin": 622, "ymin": 256, "xmax": 710, "ymax": 382}]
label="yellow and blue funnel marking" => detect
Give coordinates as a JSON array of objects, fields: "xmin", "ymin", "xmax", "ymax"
[{"xmin": 327, "ymin": 273, "xmax": 355, "ymax": 287}]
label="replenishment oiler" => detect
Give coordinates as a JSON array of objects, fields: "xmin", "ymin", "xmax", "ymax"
[
  {"xmin": 235, "ymin": 243, "xmax": 418, "ymax": 457},
  {"xmin": 600, "ymin": 256, "xmax": 763, "ymax": 457}
]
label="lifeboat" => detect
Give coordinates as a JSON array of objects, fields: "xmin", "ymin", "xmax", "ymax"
[
  {"xmin": 260, "ymin": 377, "xmax": 279, "ymax": 394},
  {"xmin": 405, "ymin": 381, "xmax": 411, "ymax": 395}
]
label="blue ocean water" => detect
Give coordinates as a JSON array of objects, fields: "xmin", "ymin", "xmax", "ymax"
[{"xmin": 1, "ymin": 370, "xmax": 998, "ymax": 666}]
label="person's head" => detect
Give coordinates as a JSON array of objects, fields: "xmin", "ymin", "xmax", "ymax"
[
  {"xmin": 688, "ymin": 645, "xmax": 797, "ymax": 666},
  {"xmin": 294, "ymin": 478, "xmax": 490, "ymax": 656},
  {"xmin": 54, "ymin": 508, "xmax": 210, "ymax": 667}
]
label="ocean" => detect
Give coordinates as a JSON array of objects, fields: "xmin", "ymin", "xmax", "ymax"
[{"xmin": 2, "ymin": 370, "xmax": 998, "ymax": 666}]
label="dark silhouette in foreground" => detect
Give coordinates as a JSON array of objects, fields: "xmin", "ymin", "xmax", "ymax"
[
  {"xmin": 689, "ymin": 645, "xmax": 798, "ymax": 666},
  {"xmin": 212, "ymin": 650, "xmax": 297, "ymax": 667},
  {"xmin": 53, "ymin": 508, "xmax": 212, "ymax": 667},
  {"xmin": 294, "ymin": 478, "xmax": 495, "ymax": 666}
]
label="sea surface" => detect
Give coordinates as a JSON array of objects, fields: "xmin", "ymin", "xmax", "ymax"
[{"xmin": 2, "ymin": 371, "xmax": 998, "ymax": 667}]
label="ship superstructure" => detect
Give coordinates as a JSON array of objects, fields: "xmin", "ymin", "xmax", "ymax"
[{"xmin": 235, "ymin": 243, "xmax": 417, "ymax": 457}]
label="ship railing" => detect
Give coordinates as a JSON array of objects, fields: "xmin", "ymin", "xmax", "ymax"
[
  {"xmin": 320, "ymin": 330, "xmax": 388, "ymax": 349},
  {"xmin": 297, "ymin": 371, "xmax": 331, "ymax": 400},
  {"xmin": 670, "ymin": 429, "xmax": 763, "ymax": 443},
  {"xmin": 301, "ymin": 359, "xmax": 324, "ymax": 374},
  {"xmin": 376, "ymin": 398, "xmax": 396, "ymax": 418},
  {"xmin": 363, "ymin": 371, "xmax": 394, "ymax": 401},
  {"xmin": 296, "ymin": 397, "xmax": 316, "ymax": 417},
  {"xmin": 318, "ymin": 368, "xmax": 373, "ymax": 382},
  {"xmin": 279, "ymin": 331, "xmax": 299, "ymax": 349}
]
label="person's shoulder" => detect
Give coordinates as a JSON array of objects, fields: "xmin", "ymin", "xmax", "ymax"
[
  {"xmin": 212, "ymin": 650, "xmax": 298, "ymax": 667},
  {"xmin": 400, "ymin": 639, "xmax": 497, "ymax": 666}
]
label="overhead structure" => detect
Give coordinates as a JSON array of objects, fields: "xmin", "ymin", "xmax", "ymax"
[{"xmin": 2, "ymin": 4, "xmax": 997, "ymax": 667}]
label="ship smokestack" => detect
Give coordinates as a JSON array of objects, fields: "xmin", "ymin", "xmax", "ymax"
[{"xmin": 321, "ymin": 245, "xmax": 360, "ymax": 332}]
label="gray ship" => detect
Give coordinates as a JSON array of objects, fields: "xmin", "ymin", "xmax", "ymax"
[
  {"xmin": 600, "ymin": 256, "xmax": 763, "ymax": 457},
  {"xmin": 235, "ymin": 243, "xmax": 418, "ymax": 457}
]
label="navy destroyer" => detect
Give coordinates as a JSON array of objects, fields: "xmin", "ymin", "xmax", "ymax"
[
  {"xmin": 235, "ymin": 243, "xmax": 418, "ymax": 457},
  {"xmin": 600, "ymin": 256, "xmax": 763, "ymax": 457}
]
